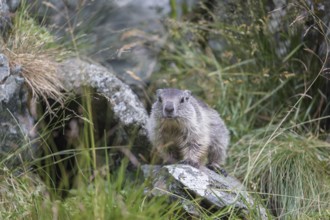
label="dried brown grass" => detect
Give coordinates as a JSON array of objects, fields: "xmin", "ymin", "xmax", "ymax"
[
  {"xmin": 1, "ymin": 15, "xmax": 66, "ymax": 104},
  {"xmin": 6, "ymin": 50, "xmax": 64, "ymax": 102}
]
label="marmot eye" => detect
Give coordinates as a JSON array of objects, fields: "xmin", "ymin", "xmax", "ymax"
[
  {"xmin": 180, "ymin": 97, "xmax": 185, "ymax": 103},
  {"xmin": 158, "ymin": 97, "xmax": 162, "ymax": 103}
]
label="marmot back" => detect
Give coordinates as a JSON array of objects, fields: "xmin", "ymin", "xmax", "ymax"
[{"xmin": 147, "ymin": 88, "xmax": 229, "ymax": 175}]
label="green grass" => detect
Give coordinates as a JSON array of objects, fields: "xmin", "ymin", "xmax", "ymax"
[
  {"xmin": 0, "ymin": 161, "xmax": 184, "ymax": 220},
  {"xmin": 1, "ymin": 159, "xmax": 271, "ymax": 220},
  {"xmin": 30, "ymin": 166, "xmax": 183, "ymax": 220},
  {"xmin": 230, "ymin": 128, "xmax": 330, "ymax": 219}
]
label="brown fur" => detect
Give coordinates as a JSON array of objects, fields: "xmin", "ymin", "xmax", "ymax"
[{"xmin": 147, "ymin": 88, "xmax": 230, "ymax": 171}]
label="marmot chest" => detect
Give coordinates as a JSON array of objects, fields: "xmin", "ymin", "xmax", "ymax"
[{"xmin": 159, "ymin": 120, "xmax": 187, "ymax": 146}]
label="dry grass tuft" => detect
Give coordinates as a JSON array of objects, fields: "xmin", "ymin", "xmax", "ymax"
[
  {"xmin": 1, "ymin": 14, "xmax": 66, "ymax": 104},
  {"xmin": 6, "ymin": 49, "xmax": 64, "ymax": 102}
]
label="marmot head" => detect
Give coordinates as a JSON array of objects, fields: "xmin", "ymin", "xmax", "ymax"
[{"xmin": 153, "ymin": 88, "xmax": 193, "ymax": 119}]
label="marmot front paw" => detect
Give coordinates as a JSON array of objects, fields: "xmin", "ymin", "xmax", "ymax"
[
  {"xmin": 179, "ymin": 160, "xmax": 200, "ymax": 168},
  {"xmin": 207, "ymin": 164, "xmax": 228, "ymax": 177}
]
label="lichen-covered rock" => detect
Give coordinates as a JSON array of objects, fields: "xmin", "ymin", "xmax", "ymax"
[
  {"xmin": 58, "ymin": 58, "xmax": 148, "ymax": 135},
  {"xmin": 142, "ymin": 164, "xmax": 268, "ymax": 219},
  {"xmin": 0, "ymin": 54, "xmax": 37, "ymax": 168},
  {"xmin": 0, "ymin": 53, "xmax": 10, "ymax": 82}
]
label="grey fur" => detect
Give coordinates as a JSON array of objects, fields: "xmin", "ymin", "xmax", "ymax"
[{"xmin": 147, "ymin": 88, "xmax": 229, "ymax": 169}]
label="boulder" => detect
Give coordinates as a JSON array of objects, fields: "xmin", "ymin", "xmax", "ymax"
[
  {"xmin": 142, "ymin": 164, "xmax": 268, "ymax": 219},
  {"xmin": 58, "ymin": 58, "xmax": 148, "ymax": 135},
  {"xmin": 0, "ymin": 53, "xmax": 37, "ymax": 168},
  {"xmin": 28, "ymin": 0, "xmax": 170, "ymax": 86}
]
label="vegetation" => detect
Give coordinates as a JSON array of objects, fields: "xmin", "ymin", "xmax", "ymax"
[
  {"xmin": 1, "ymin": 1, "xmax": 66, "ymax": 103},
  {"xmin": 1, "ymin": 0, "xmax": 330, "ymax": 219}
]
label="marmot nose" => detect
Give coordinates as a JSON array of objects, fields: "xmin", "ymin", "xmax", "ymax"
[{"xmin": 164, "ymin": 103, "xmax": 174, "ymax": 113}]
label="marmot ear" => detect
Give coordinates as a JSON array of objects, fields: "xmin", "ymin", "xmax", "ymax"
[
  {"xmin": 183, "ymin": 90, "xmax": 191, "ymax": 97},
  {"xmin": 156, "ymin": 89, "xmax": 163, "ymax": 96}
]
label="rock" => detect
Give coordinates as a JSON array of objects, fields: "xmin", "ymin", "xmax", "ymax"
[
  {"xmin": 28, "ymin": 0, "xmax": 199, "ymax": 96},
  {"xmin": 1, "ymin": 55, "xmax": 151, "ymax": 169},
  {"xmin": 142, "ymin": 164, "xmax": 268, "ymax": 219},
  {"xmin": 28, "ymin": 0, "xmax": 169, "ymax": 87},
  {"xmin": 58, "ymin": 58, "xmax": 148, "ymax": 135},
  {"xmin": 7, "ymin": 0, "xmax": 21, "ymax": 12},
  {"xmin": 0, "ymin": 53, "xmax": 10, "ymax": 80},
  {"xmin": 0, "ymin": 54, "xmax": 18, "ymax": 102},
  {"xmin": 0, "ymin": 54, "xmax": 37, "ymax": 168},
  {"xmin": 0, "ymin": 0, "xmax": 12, "ymax": 38}
]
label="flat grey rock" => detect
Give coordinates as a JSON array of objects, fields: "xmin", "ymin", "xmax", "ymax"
[{"xmin": 142, "ymin": 164, "xmax": 268, "ymax": 219}]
